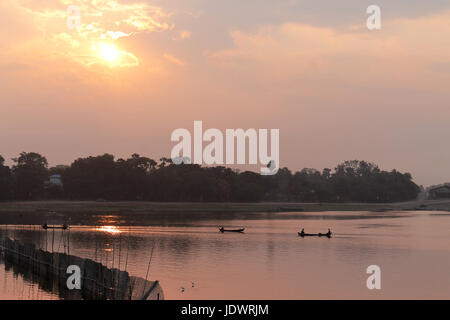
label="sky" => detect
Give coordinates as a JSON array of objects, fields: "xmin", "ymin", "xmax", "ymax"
[{"xmin": 1, "ymin": 0, "xmax": 449, "ymax": 186}]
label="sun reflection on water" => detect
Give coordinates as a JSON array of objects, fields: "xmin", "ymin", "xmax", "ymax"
[{"xmin": 97, "ymin": 225, "xmax": 121, "ymax": 234}]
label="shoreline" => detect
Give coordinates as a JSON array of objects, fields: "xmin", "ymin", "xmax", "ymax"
[{"xmin": 0, "ymin": 199, "xmax": 449, "ymax": 215}]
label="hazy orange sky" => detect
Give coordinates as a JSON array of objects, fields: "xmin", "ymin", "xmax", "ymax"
[{"xmin": 1, "ymin": 0, "xmax": 449, "ymax": 186}]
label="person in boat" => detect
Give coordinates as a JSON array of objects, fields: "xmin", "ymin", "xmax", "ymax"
[
  {"xmin": 300, "ymin": 228, "xmax": 305, "ymax": 236},
  {"xmin": 326, "ymin": 229, "xmax": 332, "ymax": 237}
]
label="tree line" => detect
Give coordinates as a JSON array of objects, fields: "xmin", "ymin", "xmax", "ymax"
[{"xmin": 0, "ymin": 152, "xmax": 420, "ymax": 202}]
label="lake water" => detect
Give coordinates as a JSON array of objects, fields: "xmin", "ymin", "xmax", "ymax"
[{"xmin": 1, "ymin": 210, "xmax": 450, "ymax": 299}]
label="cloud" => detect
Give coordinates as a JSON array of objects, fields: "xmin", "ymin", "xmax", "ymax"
[
  {"xmin": 206, "ymin": 10, "xmax": 450, "ymax": 93},
  {"xmin": 103, "ymin": 30, "xmax": 131, "ymax": 40},
  {"xmin": 7, "ymin": 0, "xmax": 173, "ymax": 69},
  {"xmin": 163, "ymin": 53, "xmax": 185, "ymax": 66},
  {"xmin": 172, "ymin": 30, "xmax": 191, "ymax": 41},
  {"xmin": 180, "ymin": 31, "xmax": 191, "ymax": 39}
]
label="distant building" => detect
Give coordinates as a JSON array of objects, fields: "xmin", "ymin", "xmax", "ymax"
[
  {"xmin": 49, "ymin": 174, "xmax": 63, "ymax": 187},
  {"xmin": 427, "ymin": 183, "xmax": 450, "ymax": 200}
]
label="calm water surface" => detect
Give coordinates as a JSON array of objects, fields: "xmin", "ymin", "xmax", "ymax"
[{"xmin": 1, "ymin": 210, "xmax": 450, "ymax": 299}]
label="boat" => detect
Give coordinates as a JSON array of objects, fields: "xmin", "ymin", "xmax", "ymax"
[
  {"xmin": 298, "ymin": 232, "xmax": 331, "ymax": 238},
  {"xmin": 42, "ymin": 223, "xmax": 68, "ymax": 230},
  {"xmin": 219, "ymin": 227, "xmax": 245, "ymax": 233},
  {"xmin": 298, "ymin": 229, "xmax": 332, "ymax": 238}
]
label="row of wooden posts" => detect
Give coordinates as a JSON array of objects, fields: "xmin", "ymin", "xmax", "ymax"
[{"xmin": 0, "ymin": 236, "xmax": 163, "ymax": 300}]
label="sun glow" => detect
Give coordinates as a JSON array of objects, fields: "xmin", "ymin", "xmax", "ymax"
[{"xmin": 93, "ymin": 42, "xmax": 121, "ymax": 64}]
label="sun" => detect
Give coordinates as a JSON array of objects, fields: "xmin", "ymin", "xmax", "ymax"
[
  {"xmin": 99, "ymin": 43, "xmax": 119, "ymax": 62},
  {"xmin": 93, "ymin": 42, "xmax": 120, "ymax": 64}
]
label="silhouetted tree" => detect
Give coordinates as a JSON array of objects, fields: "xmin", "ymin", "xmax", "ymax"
[
  {"xmin": 63, "ymin": 154, "xmax": 119, "ymax": 200},
  {"xmin": 12, "ymin": 152, "xmax": 48, "ymax": 200},
  {"xmin": 0, "ymin": 155, "xmax": 12, "ymax": 200},
  {"xmin": 1, "ymin": 153, "xmax": 420, "ymax": 203}
]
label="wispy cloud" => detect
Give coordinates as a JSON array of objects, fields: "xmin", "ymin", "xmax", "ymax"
[
  {"xmin": 163, "ymin": 53, "xmax": 185, "ymax": 66},
  {"xmin": 180, "ymin": 30, "xmax": 191, "ymax": 39}
]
